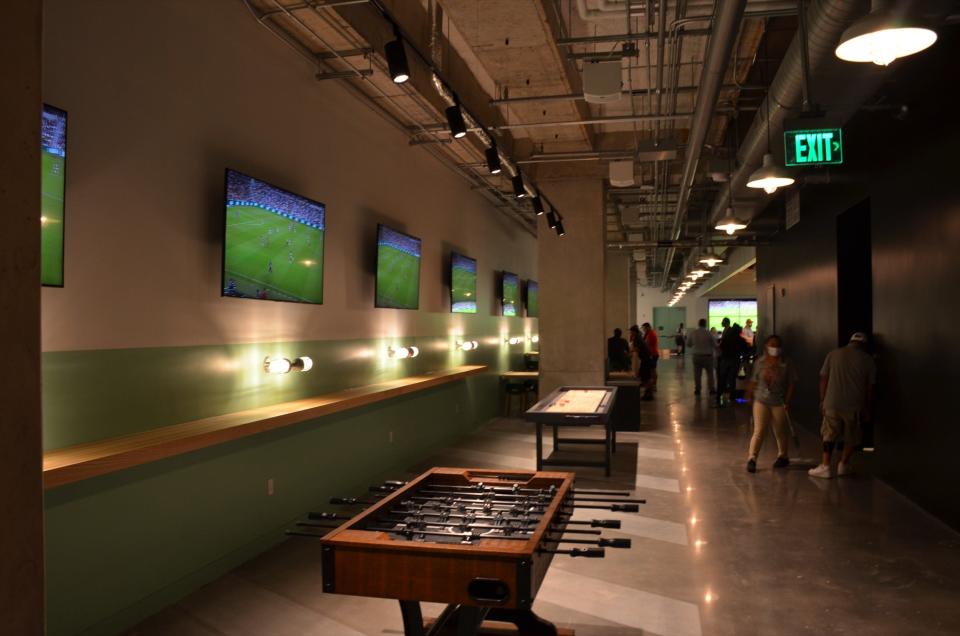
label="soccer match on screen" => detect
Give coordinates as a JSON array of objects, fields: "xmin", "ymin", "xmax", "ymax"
[
  {"xmin": 450, "ymin": 252, "xmax": 477, "ymax": 314},
  {"xmin": 41, "ymin": 104, "xmax": 67, "ymax": 287},
  {"xmin": 376, "ymin": 225, "xmax": 421, "ymax": 310},
  {"xmin": 502, "ymin": 272, "xmax": 520, "ymax": 317},
  {"xmin": 222, "ymin": 169, "xmax": 325, "ymax": 304},
  {"xmin": 526, "ymin": 280, "xmax": 539, "ymax": 317}
]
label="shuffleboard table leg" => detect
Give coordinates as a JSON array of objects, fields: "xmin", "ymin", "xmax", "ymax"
[
  {"xmin": 485, "ymin": 608, "xmax": 561, "ymax": 635},
  {"xmin": 536, "ymin": 421, "xmax": 544, "ymax": 471}
]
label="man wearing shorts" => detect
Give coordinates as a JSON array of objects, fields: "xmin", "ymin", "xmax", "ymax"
[{"xmin": 809, "ymin": 332, "xmax": 877, "ymax": 478}]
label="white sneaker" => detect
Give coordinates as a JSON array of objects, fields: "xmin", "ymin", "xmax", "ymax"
[
  {"xmin": 808, "ymin": 464, "xmax": 833, "ymax": 479},
  {"xmin": 837, "ymin": 462, "xmax": 854, "ymax": 477}
]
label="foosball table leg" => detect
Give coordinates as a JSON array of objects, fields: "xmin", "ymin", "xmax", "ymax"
[
  {"xmin": 399, "ymin": 600, "xmax": 426, "ymax": 636},
  {"xmin": 485, "ymin": 608, "xmax": 564, "ymax": 635}
]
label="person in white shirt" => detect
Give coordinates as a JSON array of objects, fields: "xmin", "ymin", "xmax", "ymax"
[
  {"xmin": 689, "ymin": 319, "xmax": 716, "ymax": 396},
  {"xmin": 742, "ymin": 318, "xmax": 755, "ymax": 347}
]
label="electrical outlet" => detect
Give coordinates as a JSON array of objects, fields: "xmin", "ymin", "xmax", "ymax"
[
  {"xmin": 267, "ymin": 478, "xmax": 275, "ymax": 496},
  {"xmin": 389, "ymin": 431, "xmax": 394, "ymax": 444}
]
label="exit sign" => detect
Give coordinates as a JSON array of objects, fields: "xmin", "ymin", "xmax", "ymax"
[{"xmin": 784, "ymin": 128, "xmax": 843, "ymax": 166}]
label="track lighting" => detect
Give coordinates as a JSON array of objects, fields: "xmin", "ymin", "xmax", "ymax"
[
  {"xmin": 384, "ymin": 28, "xmax": 410, "ymax": 84},
  {"xmin": 263, "ymin": 356, "xmax": 313, "ymax": 374},
  {"xmin": 512, "ymin": 173, "xmax": 527, "ymax": 199},
  {"xmin": 555, "ymin": 220, "xmax": 565, "ymax": 237},
  {"xmin": 546, "ymin": 208, "xmax": 559, "ymax": 229},
  {"xmin": 485, "ymin": 144, "xmax": 502, "ymax": 174},
  {"xmin": 531, "ymin": 195, "xmax": 544, "ymax": 215},
  {"xmin": 835, "ymin": 0, "xmax": 937, "ymax": 66},
  {"xmin": 715, "ymin": 208, "xmax": 747, "ymax": 235},
  {"xmin": 445, "ymin": 102, "xmax": 467, "ymax": 139},
  {"xmin": 388, "ymin": 345, "xmax": 419, "ymax": 359},
  {"xmin": 747, "ymin": 153, "xmax": 794, "ymax": 194}
]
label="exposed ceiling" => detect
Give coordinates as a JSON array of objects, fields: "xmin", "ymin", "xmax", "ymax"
[{"xmin": 241, "ymin": 0, "xmax": 957, "ymax": 292}]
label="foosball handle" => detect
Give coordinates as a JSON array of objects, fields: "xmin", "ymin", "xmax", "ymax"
[
  {"xmin": 610, "ymin": 504, "xmax": 640, "ymax": 512},
  {"xmin": 598, "ymin": 538, "xmax": 632, "ymax": 548},
  {"xmin": 330, "ymin": 497, "xmax": 364, "ymax": 505},
  {"xmin": 591, "ymin": 519, "xmax": 621, "ymax": 529},
  {"xmin": 570, "ymin": 548, "xmax": 605, "ymax": 558},
  {"xmin": 383, "ymin": 480, "xmax": 407, "ymax": 487},
  {"xmin": 308, "ymin": 512, "xmax": 343, "ymax": 521},
  {"xmin": 369, "ymin": 485, "xmax": 395, "ymax": 493}
]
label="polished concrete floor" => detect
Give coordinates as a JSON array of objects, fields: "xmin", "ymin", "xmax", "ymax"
[{"xmin": 129, "ymin": 359, "xmax": 960, "ymax": 636}]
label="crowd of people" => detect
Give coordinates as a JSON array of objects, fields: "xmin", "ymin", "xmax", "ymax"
[{"xmin": 608, "ymin": 319, "xmax": 876, "ymax": 479}]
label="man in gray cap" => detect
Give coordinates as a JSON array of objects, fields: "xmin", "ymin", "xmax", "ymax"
[{"xmin": 809, "ymin": 332, "xmax": 877, "ymax": 478}]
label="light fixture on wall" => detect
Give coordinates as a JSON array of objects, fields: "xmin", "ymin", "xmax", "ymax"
[
  {"xmin": 531, "ymin": 195, "xmax": 545, "ymax": 215},
  {"xmin": 263, "ymin": 356, "xmax": 314, "ymax": 374},
  {"xmin": 485, "ymin": 144, "xmax": 502, "ymax": 174},
  {"xmin": 715, "ymin": 208, "xmax": 747, "ymax": 235},
  {"xmin": 385, "ymin": 27, "xmax": 410, "ymax": 84},
  {"xmin": 512, "ymin": 173, "xmax": 527, "ymax": 199},
  {"xmin": 530, "ymin": 334, "xmax": 540, "ymax": 344},
  {"xmin": 388, "ymin": 345, "xmax": 420, "ymax": 359},
  {"xmin": 835, "ymin": 0, "xmax": 937, "ymax": 66},
  {"xmin": 445, "ymin": 98, "xmax": 468, "ymax": 139},
  {"xmin": 747, "ymin": 153, "xmax": 795, "ymax": 195},
  {"xmin": 699, "ymin": 251, "xmax": 724, "ymax": 267},
  {"xmin": 505, "ymin": 336, "xmax": 523, "ymax": 346},
  {"xmin": 457, "ymin": 340, "xmax": 479, "ymax": 351}
]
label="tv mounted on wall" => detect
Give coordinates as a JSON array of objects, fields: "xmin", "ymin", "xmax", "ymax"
[
  {"xmin": 450, "ymin": 252, "xmax": 477, "ymax": 314},
  {"xmin": 375, "ymin": 224, "xmax": 421, "ymax": 310}
]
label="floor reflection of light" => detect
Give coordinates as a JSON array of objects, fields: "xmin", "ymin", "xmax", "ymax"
[
  {"xmin": 689, "ymin": 515, "xmax": 698, "ymax": 526},
  {"xmin": 686, "ymin": 486, "xmax": 693, "ymax": 493},
  {"xmin": 704, "ymin": 589, "xmax": 716, "ymax": 603}
]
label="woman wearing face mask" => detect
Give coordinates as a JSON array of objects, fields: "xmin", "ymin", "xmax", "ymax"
[{"xmin": 745, "ymin": 335, "xmax": 797, "ymax": 473}]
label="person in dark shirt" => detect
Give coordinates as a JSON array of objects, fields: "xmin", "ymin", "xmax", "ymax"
[
  {"xmin": 716, "ymin": 324, "xmax": 747, "ymax": 407},
  {"xmin": 607, "ymin": 328, "xmax": 630, "ymax": 372}
]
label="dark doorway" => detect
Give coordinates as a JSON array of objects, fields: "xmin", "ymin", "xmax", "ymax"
[{"xmin": 836, "ymin": 198, "xmax": 873, "ymax": 346}]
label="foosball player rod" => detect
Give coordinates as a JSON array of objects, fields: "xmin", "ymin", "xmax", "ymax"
[
  {"xmin": 540, "ymin": 547, "xmax": 605, "ymax": 558},
  {"xmin": 364, "ymin": 526, "xmax": 529, "ymax": 541},
  {"xmin": 563, "ymin": 519, "xmax": 622, "ymax": 529},
  {"xmin": 307, "ymin": 512, "xmax": 350, "ymax": 521},
  {"xmin": 383, "ymin": 509, "xmax": 542, "ymax": 525},
  {"xmin": 296, "ymin": 521, "xmax": 340, "ymax": 530},
  {"xmin": 572, "ymin": 489, "xmax": 632, "ymax": 496},
  {"xmin": 285, "ymin": 529, "xmax": 332, "ymax": 538},
  {"xmin": 564, "ymin": 503, "xmax": 641, "ymax": 512},
  {"xmin": 547, "ymin": 537, "xmax": 632, "ymax": 548},
  {"xmin": 329, "ymin": 496, "xmax": 378, "ymax": 506},
  {"xmin": 572, "ymin": 496, "xmax": 646, "ymax": 504}
]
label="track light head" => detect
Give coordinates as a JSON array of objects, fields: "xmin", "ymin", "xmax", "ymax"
[
  {"xmin": 385, "ymin": 36, "xmax": 410, "ymax": 84},
  {"xmin": 555, "ymin": 220, "xmax": 565, "ymax": 237},
  {"xmin": 545, "ymin": 208, "xmax": 558, "ymax": 229},
  {"xmin": 445, "ymin": 103, "xmax": 467, "ymax": 139},
  {"xmin": 532, "ymin": 196, "xmax": 545, "ymax": 215},
  {"xmin": 485, "ymin": 145, "xmax": 502, "ymax": 174},
  {"xmin": 512, "ymin": 174, "xmax": 527, "ymax": 199}
]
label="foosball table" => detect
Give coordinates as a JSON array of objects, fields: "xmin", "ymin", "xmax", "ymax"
[{"xmin": 289, "ymin": 467, "xmax": 644, "ymax": 635}]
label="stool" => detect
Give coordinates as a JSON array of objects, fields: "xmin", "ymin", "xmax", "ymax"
[
  {"xmin": 503, "ymin": 382, "xmax": 526, "ymax": 416},
  {"xmin": 521, "ymin": 379, "xmax": 539, "ymax": 410}
]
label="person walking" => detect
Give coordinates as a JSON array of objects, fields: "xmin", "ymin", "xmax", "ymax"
[
  {"xmin": 689, "ymin": 319, "xmax": 716, "ymax": 396},
  {"xmin": 716, "ymin": 324, "xmax": 747, "ymax": 407},
  {"xmin": 607, "ymin": 328, "xmax": 630, "ymax": 371},
  {"xmin": 675, "ymin": 323, "xmax": 686, "ymax": 356},
  {"xmin": 745, "ymin": 335, "xmax": 797, "ymax": 473},
  {"xmin": 641, "ymin": 323, "xmax": 660, "ymax": 400},
  {"xmin": 809, "ymin": 332, "xmax": 877, "ymax": 479},
  {"xmin": 627, "ymin": 325, "xmax": 646, "ymax": 380}
]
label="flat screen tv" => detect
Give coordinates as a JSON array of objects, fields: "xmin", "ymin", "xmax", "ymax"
[
  {"xmin": 450, "ymin": 252, "xmax": 477, "ymax": 314},
  {"xmin": 376, "ymin": 224, "xmax": 421, "ymax": 309},
  {"xmin": 708, "ymin": 298, "xmax": 758, "ymax": 332},
  {"xmin": 526, "ymin": 280, "xmax": 539, "ymax": 317},
  {"xmin": 41, "ymin": 104, "xmax": 67, "ymax": 287},
  {"xmin": 222, "ymin": 169, "xmax": 325, "ymax": 304},
  {"xmin": 501, "ymin": 271, "xmax": 520, "ymax": 317}
]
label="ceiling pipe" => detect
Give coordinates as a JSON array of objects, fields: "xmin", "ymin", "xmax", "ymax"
[
  {"xmin": 658, "ymin": 0, "xmax": 747, "ymax": 288},
  {"xmin": 575, "ymin": 0, "xmax": 797, "ymax": 21},
  {"xmin": 706, "ymin": 0, "xmax": 872, "ymax": 229}
]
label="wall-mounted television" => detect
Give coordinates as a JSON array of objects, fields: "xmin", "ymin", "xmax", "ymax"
[
  {"xmin": 708, "ymin": 298, "xmax": 758, "ymax": 332},
  {"xmin": 501, "ymin": 271, "xmax": 520, "ymax": 317},
  {"xmin": 526, "ymin": 280, "xmax": 539, "ymax": 318},
  {"xmin": 376, "ymin": 224, "xmax": 421, "ymax": 310},
  {"xmin": 222, "ymin": 169, "xmax": 325, "ymax": 304},
  {"xmin": 450, "ymin": 252, "xmax": 477, "ymax": 314},
  {"xmin": 41, "ymin": 104, "xmax": 67, "ymax": 287}
]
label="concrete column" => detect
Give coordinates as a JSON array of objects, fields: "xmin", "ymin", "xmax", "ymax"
[
  {"xmin": 605, "ymin": 250, "xmax": 631, "ymax": 336},
  {"xmin": 0, "ymin": 1, "xmax": 45, "ymax": 633},
  {"xmin": 537, "ymin": 179, "xmax": 605, "ymax": 395}
]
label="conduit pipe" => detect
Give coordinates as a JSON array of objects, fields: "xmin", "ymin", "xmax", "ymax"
[
  {"xmin": 575, "ymin": 0, "xmax": 797, "ymax": 21},
  {"xmin": 658, "ymin": 0, "xmax": 747, "ymax": 288}
]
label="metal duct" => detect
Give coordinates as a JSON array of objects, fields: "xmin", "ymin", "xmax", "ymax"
[{"xmin": 658, "ymin": 0, "xmax": 747, "ymax": 288}]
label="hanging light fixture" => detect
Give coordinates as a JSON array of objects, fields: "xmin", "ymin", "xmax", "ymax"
[
  {"xmin": 835, "ymin": 0, "xmax": 937, "ymax": 66},
  {"xmin": 699, "ymin": 250, "xmax": 724, "ymax": 267},
  {"xmin": 445, "ymin": 98, "xmax": 467, "ymax": 139},
  {"xmin": 715, "ymin": 208, "xmax": 747, "ymax": 235},
  {"xmin": 531, "ymin": 195, "xmax": 545, "ymax": 215},
  {"xmin": 555, "ymin": 220, "xmax": 565, "ymax": 237},
  {"xmin": 747, "ymin": 153, "xmax": 795, "ymax": 194},
  {"xmin": 691, "ymin": 268, "xmax": 710, "ymax": 277},
  {"xmin": 512, "ymin": 173, "xmax": 527, "ymax": 199},
  {"xmin": 384, "ymin": 27, "xmax": 410, "ymax": 84},
  {"xmin": 546, "ymin": 207, "xmax": 559, "ymax": 229},
  {"xmin": 485, "ymin": 144, "xmax": 502, "ymax": 174}
]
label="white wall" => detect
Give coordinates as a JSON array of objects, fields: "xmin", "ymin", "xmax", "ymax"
[{"xmin": 40, "ymin": 0, "xmax": 537, "ymax": 352}]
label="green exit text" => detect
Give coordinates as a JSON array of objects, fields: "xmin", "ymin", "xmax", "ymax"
[{"xmin": 784, "ymin": 128, "xmax": 843, "ymax": 166}]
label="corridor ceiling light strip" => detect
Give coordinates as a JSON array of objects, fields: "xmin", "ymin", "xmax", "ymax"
[
  {"xmin": 835, "ymin": 0, "xmax": 937, "ymax": 66},
  {"xmin": 747, "ymin": 153, "xmax": 795, "ymax": 194},
  {"xmin": 384, "ymin": 27, "xmax": 410, "ymax": 84}
]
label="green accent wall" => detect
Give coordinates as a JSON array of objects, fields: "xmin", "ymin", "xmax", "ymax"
[{"xmin": 43, "ymin": 330, "xmax": 534, "ymax": 635}]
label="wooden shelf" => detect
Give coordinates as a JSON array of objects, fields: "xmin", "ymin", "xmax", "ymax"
[{"xmin": 43, "ymin": 365, "xmax": 488, "ymax": 489}]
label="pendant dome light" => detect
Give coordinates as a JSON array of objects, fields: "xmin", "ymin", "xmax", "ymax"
[
  {"xmin": 835, "ymin": 0, "xmax": 937, "ymax": 66},
  {"xmin": 699, "ymin": 250, "xmax": 724, "ymax": 268},
  {"xmin": 747, "ymin": 153, "xmax": 795, "ymax": 194},
  {"xmin": 715, "ymin": 208, "xmax": 747, "ymax": 235}
]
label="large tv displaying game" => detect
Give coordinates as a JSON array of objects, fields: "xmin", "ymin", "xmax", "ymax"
[
  {"xmin": 41, "ymin": 104, "xmax": 67, "ymax": 287},
  {"xmin": 450, "ymin": 252, "xmax": 477, "ymax": 314},
  {"xmin": 526, "ymin": 280, "xmax": 539, "ymax": 317},
  {"xmin": 501, "ymin": 271, "xmax": 520, "ymax": 317},
  {"xmin": 376, "ymin": 224, "xmax": 421, "ymax": 310},
  {"xmin": 222, "ymin": 169, "xmax": 325, "ymax": 304},
  {"xmin": 708, "ymin": 298, "xmax": 758, "ymax": 332}
]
